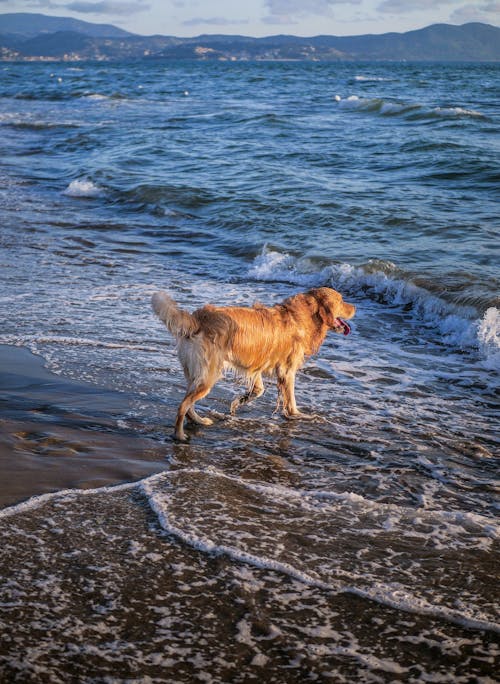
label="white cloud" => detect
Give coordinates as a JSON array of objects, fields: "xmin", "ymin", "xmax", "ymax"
[
  {"xmin": 4, "ymin": 0, "xmax": 150, "ymax": 14},
  {"xmin": 378, "ymin": 0, "xmax": 457, "ymax": 12},
  {"xmin": 181, "ymin": 16, "xmax": 249, "ymax": 26},
  {"xmin": 377, "ymin": 0, "xmax": 457, "ymax": 14},
  {"xmin": 65, "ymin": 0, "xmax": 150, "ymax": 14},
  {"xmin": 450, "ymin": 2, "xmax": 500, "ymax": 23},
  {"xmin": 263, "ymin": 0, "xmax": 361, "ymax": 23}
]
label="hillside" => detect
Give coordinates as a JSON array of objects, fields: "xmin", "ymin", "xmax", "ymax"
[
  {"xmin": 0, "ymin": 12, "xmax": 132, "ymax": 38},
  {"xmin": 0, "ymin": 14, "xmax": 499, "ymax": 62}
]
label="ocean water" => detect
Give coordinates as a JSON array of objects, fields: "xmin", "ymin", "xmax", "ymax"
[{"xmin": 0, "ymin": 60, "xmax": 499, "ymax": 680}]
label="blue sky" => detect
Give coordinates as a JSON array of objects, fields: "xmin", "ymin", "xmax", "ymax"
[{"xmin": 1, "ymin": 0, "xmax": 499, "ymax": 36}]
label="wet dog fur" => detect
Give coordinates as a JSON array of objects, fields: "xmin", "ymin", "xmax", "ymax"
[{"xmin": 152, "ymin": 287, "xmax": 356, "ymax": 441}]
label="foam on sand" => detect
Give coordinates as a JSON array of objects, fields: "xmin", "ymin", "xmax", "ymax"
[
  {"xmin": 2, "ymin": 469, "xmax": 496, "ymax": 682},
  {"xmin": 0, "ymin": 333, "xmax": 161, "ymax": 353},
  {"xmin": 139, "ymin": 467, "xmax": 500, "ymax": 635}
]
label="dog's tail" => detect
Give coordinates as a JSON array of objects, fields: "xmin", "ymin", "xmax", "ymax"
[{"xmin": 151, "ymin": 291, "xmax": 198, "ymax": 339}]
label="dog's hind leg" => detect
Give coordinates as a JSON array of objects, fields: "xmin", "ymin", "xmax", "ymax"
[
  {"xmin": 175, "ymin": 382, "xmax": 213, "ymax": 441},
  {"xmin": 230, "ymin": 373, "xmax": 265, "ymax": 415}
]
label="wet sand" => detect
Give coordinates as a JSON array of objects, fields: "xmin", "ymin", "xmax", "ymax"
[
  {"xmin": 1, "ymin": 345, "xmax": 498, "ymax": 682},
  {"xmin": 0, "ymin": 344, "xmax": 168, "ymax": 508}
]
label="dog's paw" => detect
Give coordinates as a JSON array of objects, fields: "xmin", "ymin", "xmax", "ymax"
[
  {"xmin": 173, "ymin": 431, "xmax": 189, "ymax": 443},
  {"xmin": 284, "ymin": 411, "xmax": 318, "ymax": 421}
]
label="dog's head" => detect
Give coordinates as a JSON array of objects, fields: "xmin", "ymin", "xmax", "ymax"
[{"xmin": 307, "ymin": 287, "xmax": 356, "ymax": 335}]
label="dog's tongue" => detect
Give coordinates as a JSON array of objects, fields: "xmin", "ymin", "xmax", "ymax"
[{"xmin": 335, "ymin": 318, "xmax": 351, "ymax": 335}]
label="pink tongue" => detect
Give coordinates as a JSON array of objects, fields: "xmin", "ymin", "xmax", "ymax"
[{"xmin": 337, "ymin": 318, "xmax": 351, "ymax": 335}]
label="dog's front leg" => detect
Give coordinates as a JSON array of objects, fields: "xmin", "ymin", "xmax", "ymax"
[
  {"xmin": 277, "ymin": 369, "xmax": 303, "ymax": 418},
  {"xmin": 277, "ymin": 369, "xmax": 316, "ymax": 420}
]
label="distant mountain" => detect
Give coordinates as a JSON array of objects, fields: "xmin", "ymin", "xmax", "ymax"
[
  {"xmin": 319, "ymin": 22, "xmax": 500, "ymax": 61},
  {"xmin": 0, "ymin": 13, "xmax": 499, "ymax": 62},
  {"xmin": 156, "ymin": 23, "xmax": 500, "ymax": 62},
  {"xmin": 0, "ymin": 12, "xmax": 132, "ymax": 38}
]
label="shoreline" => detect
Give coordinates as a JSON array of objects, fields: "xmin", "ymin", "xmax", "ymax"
[
  {"xmin": 1, "ymin": 345, "xmax": 498, "ymax": 682},
  {"xmin": 0, "ymin": 343, "xmax": 167, "ymax": 508}
]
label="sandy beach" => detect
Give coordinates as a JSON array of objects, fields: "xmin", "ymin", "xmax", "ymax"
[
  {"xmin": 1, "ymin": 344, "xmax": 498, "ymax": 682},
  {"xmin": 0, "ymin": 344, "xmax": 167, "ymax": 507}
]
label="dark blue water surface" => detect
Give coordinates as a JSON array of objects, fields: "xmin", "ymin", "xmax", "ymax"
[
  {"xmin": 2, "ymin": 61, "xmax": 499, "ymax": 299},
  {"xmin": 0, "ymin": 60, "xmax": 499, "ymax": 681}
]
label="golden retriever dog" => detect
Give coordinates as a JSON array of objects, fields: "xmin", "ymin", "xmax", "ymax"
[{"xmin": 152, "ymin": 287, "xmax": 355, "ymax": 441}]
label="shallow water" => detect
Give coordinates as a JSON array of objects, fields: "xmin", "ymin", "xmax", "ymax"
[{"xmin": 0, "ymin": 60, "xmax": 499, "ymax": 680}]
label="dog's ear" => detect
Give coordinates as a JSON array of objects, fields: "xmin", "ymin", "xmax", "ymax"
[
  {"xmin": 309, "ymin": 289, "xmax": 339, "ymax": 328},
  {"xmin": 318, "ymin": 302, "xmax": 337, "ymax": 328}
]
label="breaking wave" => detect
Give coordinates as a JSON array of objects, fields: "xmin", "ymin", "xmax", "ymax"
[
  {"xmin": 334, "ymin": 95, "xmax": 486, "ymax": 121},
  {"xmin": 247, "ymin": 248, "xmax": 499, "ymax": 367},
  {"xmin": 63, "ymin": 179, "xmax": 102, "ymax": 198}
]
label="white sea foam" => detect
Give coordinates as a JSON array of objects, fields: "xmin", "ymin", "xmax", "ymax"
[
  {"xmin": 63, "ymin": 179, "xmax": 102, "ymax": 198},
  {"xmin": 434, "ymin": 106, "xmax": 484, "ymax": 118},
  {"xmin": 83, "ymin": 93, "xmax": 109, "ymax": 101},
  {"xmin": 336, "ymin": 95, "xmax": 417, "ymax": 116},
  {"xmin": 354, "ymin": 75, "xmax": 392, "ymax": 82},
  {"xmin": 0, "ymin": 333, "xmax": 161, "ymax": 353},
  {"xmin": 477, "ymin": 307, "xmax": 500, "ymax": 371},
  {"xmin": 0, "ymin": 480, "xmax": 136, "ymax": 520},
  {"xmin": 2, "ymin": 465, "xmax": 498, "ymax": 634},
  {"xmin": 247, "ymin": 248, "xmax": 500, "ymax": 366},
  {"xmin": 156, "ymin": 466, "xmax": 500, "ymax": 542},
  {"xmin": 140, "ymin": 468, "xmax": 500, "ymax": 634}
]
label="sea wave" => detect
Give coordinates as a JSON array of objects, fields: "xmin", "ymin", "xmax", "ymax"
[
  {"xmin": 0, "ymin": 113, "xmax": 79, "ymax": 130},
  {"xmin": 81, "ymin": 92, "xmax": 128, "ymax": 101},
  {"xmin": 247, "ymin": 248, "xmax": 499, "ymax": 366},
  {"xmin": 63, "ymin": 179, "xmax": 102, "ymax": 198},
  {"xmin": 82, "ymin": 92, "xmax": 110, "ymax": 101},
  {"xmin": 0, "ymin": 334, "xmax": 161, "ymax": 353},
  {"xmin": 3, "ymin": 467, "xmax": 498, "ymax": 635},
  {"xmin": 477, "ymin": 307, "xmax": 500, "ymax": 370},
  {"xmin": 334, "ymin": 95, "xmax": 486, "ymax": 121},
  {"xmin": 141, "ymin": 468, "xmax": 500, "ymax": 634},
  {"xmin": 353, "ymin": 75, "xmax": 393, "ymax": 82}
]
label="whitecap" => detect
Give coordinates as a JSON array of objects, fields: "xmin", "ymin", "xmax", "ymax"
[
  {"xmin": 247, "ymin": 248, "xmax": 499, "ymax": 365},
  {"xmin": 63, "ymin": 179, "xmax": 102, "ymax": 198},
  {"xmin": 83, "ymin": 93, "xmax": 109, "ymax": 100},
  {"xmin": 477, "ymin": 307, "xmax": 500, "ymax": 371},
  {"xmin": 433, "ymin": 106, "xmax": 485, "ymax": 119},
  {"xmin": 354, "ymin": 75, "xmax": 392, "ymax": 82},
  {"xmin": 336, "ymin": 96, "xmax": 417, "ymax": 116},
  {"xmin": 337, "ymin": 95, "xmax": 379, "ymax": 111},
  {"xmin": 335, "ymin": 95, "xmax": 485, "ymax": 120}
]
